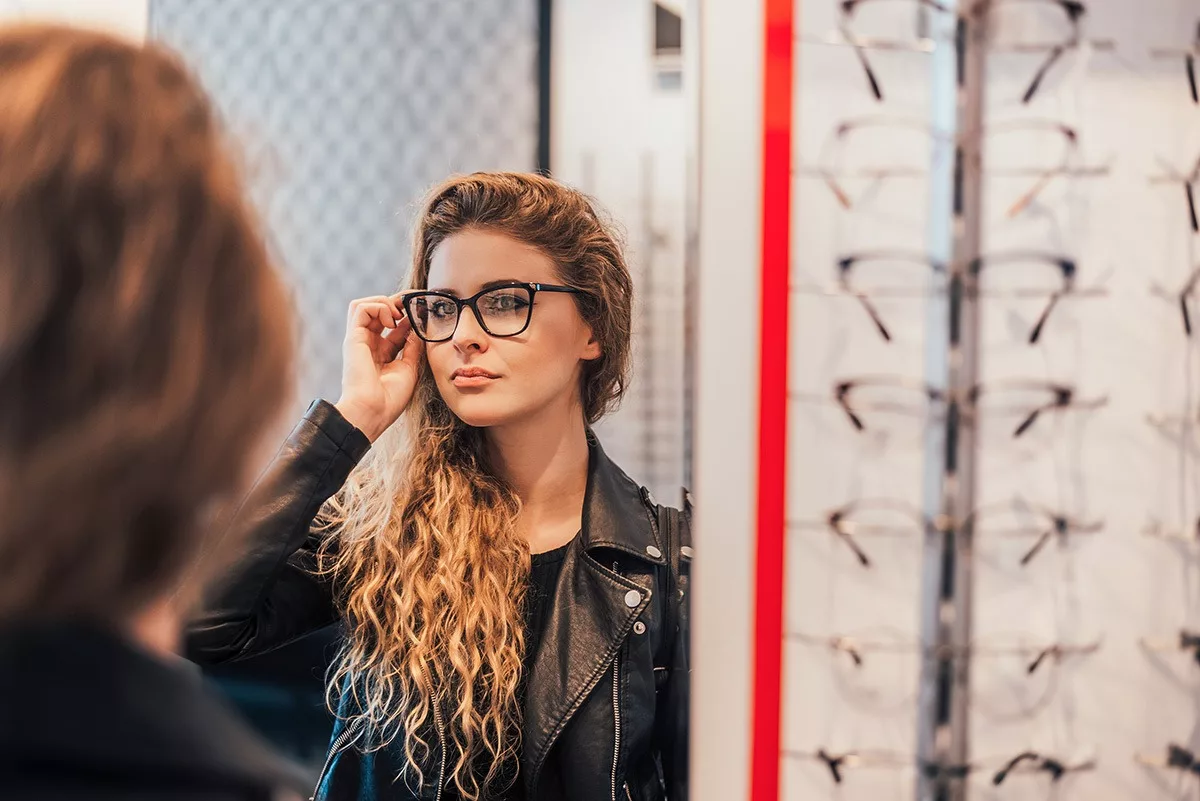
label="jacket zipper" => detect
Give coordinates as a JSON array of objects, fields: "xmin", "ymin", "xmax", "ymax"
[
  {"xmin": 610, "ymin": 558, "xmax": 626, "ymax": 801},
  {"xmin": 423, "ymin": 660, "xmax": 448, "ymax": 801},
  {"xmin": 309, "ymin": 719, "xmax": 362, "ymax": 801},
  {"xmin": 610, "ymin": 649, "xmax": 622, "ymax": 801}
]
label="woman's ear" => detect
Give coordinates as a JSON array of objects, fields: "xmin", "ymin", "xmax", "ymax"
[{"xmin": 582, "ymin": 331, "xmax": 602, "ymax": 361}]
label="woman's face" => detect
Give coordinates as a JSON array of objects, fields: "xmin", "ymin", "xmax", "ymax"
[{"xmin": 422, "ymin": 229, "xmax": 601, "ymax": 428}]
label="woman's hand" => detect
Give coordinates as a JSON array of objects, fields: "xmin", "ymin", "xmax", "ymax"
[{"xmin": 334, "ymin": 294, "xmax": 424, "ymax": 443}]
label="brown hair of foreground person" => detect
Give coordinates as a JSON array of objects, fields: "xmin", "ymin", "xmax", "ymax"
[{"xmin": 0, "ymin": 24, "xmax": 294, "ymax": 625}]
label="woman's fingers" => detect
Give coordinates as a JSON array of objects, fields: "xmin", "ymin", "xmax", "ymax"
[
  {"xmin": 384, "ymin": 315, "xmax": 412, "ymax": 345},
  {"xmin": 349, "ymin": 301, "xmax": 401, "ymax": 338},
  {"xmin": 370, "ymin": 310, "xmax": 413, "ymax": 364}
]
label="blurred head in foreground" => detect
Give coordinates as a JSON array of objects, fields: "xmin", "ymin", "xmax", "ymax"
[{"xmin": 0, "ymin": 24, "xmax": 293, "ymax": 641}]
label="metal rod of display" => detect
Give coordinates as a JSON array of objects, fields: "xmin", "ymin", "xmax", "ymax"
[
  {"xmin": 682, "ymin": 0, "xmax": 700, "ymax": 494},
  {"xmin": 535, "ymin": 0, "xmax": 553, "ymax": 173},
  {"xmin": 916, "ymin": 4, "xmax": 987, "ymax": 801},
  {"xmin": 640, "ymin": 151, "xmax": 657, "ymax": 488}
]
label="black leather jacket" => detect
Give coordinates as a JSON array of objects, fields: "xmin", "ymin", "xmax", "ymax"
[{"xmin": 187, "ymin": 400, "xmax": 690, "ymax": 801}]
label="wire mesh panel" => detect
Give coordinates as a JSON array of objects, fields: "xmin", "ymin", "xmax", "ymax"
[{"xmin": 150, "ymin": 0, "xmax": 538, "ymax": 405}]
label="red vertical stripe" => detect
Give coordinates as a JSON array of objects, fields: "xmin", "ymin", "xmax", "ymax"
[{"xmin": 751, "ymin": 1, "xmax": 793, "ymax": 801}]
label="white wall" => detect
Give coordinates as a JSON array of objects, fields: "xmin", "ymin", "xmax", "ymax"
[
  {"xmin": 552, "ymin": 0, "xmax": 688, "ymax": 503},
  {"xmin": 0, "ymin": 0, "xmax": 146, "ymax": 39}
]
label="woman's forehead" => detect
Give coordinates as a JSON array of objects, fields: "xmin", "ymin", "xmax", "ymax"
[{"xmin": 427, "ymin": 229, "xmax": 557, "ymax": 293}]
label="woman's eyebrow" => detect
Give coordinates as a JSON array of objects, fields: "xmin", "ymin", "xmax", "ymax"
[{"xmin": 426, "ymin": 278, "xmax": 527, "ymax": 294}]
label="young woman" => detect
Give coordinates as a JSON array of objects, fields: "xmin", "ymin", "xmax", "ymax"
[
  {"xmin": 189, "ymin": 172, "xmax": 691, "ymax": 801},
  {"xmin": 0, "ymin": 24, "xmax": 304, "ymax": 801}
]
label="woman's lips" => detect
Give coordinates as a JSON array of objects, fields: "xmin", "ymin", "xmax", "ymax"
[
  {"xmin": 451, "ymin": 368, "xmax": 499, "ymax": 388},
  {"xmin": 452, "ymin": 374, "xmax": 497, "ymax": 388}
]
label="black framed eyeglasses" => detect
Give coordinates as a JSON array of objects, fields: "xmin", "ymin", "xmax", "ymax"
[{"xmin": 401, "ymin": 281, "xmax": 584, "ymax": 343}]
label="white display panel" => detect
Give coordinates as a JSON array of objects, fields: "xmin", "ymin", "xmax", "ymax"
[{"xmin": 692, "ymin": 0, "xmax": 1200, "ymax": 799}]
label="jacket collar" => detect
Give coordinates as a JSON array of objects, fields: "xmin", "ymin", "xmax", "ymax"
[
  {"xmin": 578, "ymin": 431, "xmax": 665, "ymax": 566},
  {"xmin": 520, "ymin": 434, "xmax": 661, "ymax": 792},
  {"xmin": 0, "ymin": 622, "xmax": 309, "ymax": 793}
]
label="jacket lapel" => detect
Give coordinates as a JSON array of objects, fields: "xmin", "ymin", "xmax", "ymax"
[{"xmin": 521, "ymin": 435, "xmax": 662, "ymax": 793}]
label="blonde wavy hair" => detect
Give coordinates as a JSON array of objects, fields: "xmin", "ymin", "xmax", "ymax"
[{"xmin": 319, "ymin": 172, "xmax": 633, "ymax": 799}]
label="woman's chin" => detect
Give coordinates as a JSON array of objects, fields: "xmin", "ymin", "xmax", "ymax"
[{"xmin": 445, "ymin": 396, "xmax": 518, "ymax": 429}]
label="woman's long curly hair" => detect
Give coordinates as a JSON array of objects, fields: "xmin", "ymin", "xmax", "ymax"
[{"xmin": 319, "ymin": 172, "xmax": 633, "ymax": 799}]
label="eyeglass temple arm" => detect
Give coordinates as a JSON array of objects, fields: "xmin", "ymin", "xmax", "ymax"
[
  {"xmin": 1187, "ymin": 181, "xmax": 1199, "ymax": 232},
  {"xmin": 1013, "ymin": 407, "xmax": 1041, "ymax": 438},
  {"xmin": 1013, "ymin": 387, "xmax": 1094, "ymax": 438},
  {"xmin": 1022, "ymin": 45, "xmax": 1065, "ymax": 104},
  {"xmin": 852, "ymin": 293, "xmax": 893, "ymax": 342},
  {"xmin": 1188, "ymin": 53, "xmax": 1198, "ymax": 103},
  {"xmin": 1180, "ymin": 267, "xmax": 1200, "ymax": 335},
  {"xmin": 833, "ymin": 638, "xmax": 865, "ymax": 667},
  {"xmin": 1027, "ymin": 647, "xmax": 1052, "ymax": 673},
  {"xmin": 1028, "ymin": 290, "xmax": 1063, "ymax": 344},
  {"xmin": 836, "ymin": 387, "xmax": 867, "ymax": 431},
  {"xmin": 816, "ymin": 750, "xmax": 847, "ymax": 783},
  {"xmin": 822, "ymin": 172, "xmax": 854, "ymax": 209},
  {"xmin": 829, "ymin": 521, "xmax": 872, "ymax": 567},
  {"xmin": 1019, "ymin": 529, "xmax": 1053, "ymax": 566},
  {"xmin": 851, "ymin": 40, "xmax": 884, "ymax": 101},
  {"xmin": 1008, "ymin": 169, "xmax": 1057, "ymax": 218}
]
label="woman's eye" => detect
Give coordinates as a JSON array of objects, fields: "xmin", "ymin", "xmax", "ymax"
[
  {"xmin": 483, "ymin": 292, "xmax": 528, "ymax": 312},
  {"xmin": 430, "ymin": 300, "xmax": 457, "ymax": 318}
]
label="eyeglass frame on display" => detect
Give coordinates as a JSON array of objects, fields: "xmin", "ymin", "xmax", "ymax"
[
  {"xmin": 783, "ymin": 746, "xmax": 1093, "ymax": 785},
  {"xmin": 787, "ymin": 629, "xmax": 1102, "ymax": 674},
  {"xmin": 824, "ymin": 249, "xmax": 1090, "ymax": 345},
  {"xmin": 788, "ymin": 375, "xmax": 1108, "ymax": 438},
  {"xmin": 787, "ymin": 496, "xmax": 1102, "ymax": 568},
  {"xmin": 837, "ymin": 0, "xmax": 1090, "ymax": 105},
  {"xmin": 812, "ymin": 116, "xmax": 1089, "ymax": 220}
]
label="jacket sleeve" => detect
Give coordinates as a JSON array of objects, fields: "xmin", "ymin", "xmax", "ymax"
[{"xmin": 185, "ymin": 399, "xmax": 372, "ymax": 665}]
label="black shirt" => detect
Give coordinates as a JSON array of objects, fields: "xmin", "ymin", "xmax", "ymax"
[
  {"xmin": 458, "ymin": 539, "xmax": 572, "ymax": 801},
  {"xmin": 522, "ymin": 540, "xmax": 571, "ymax": 677}
]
